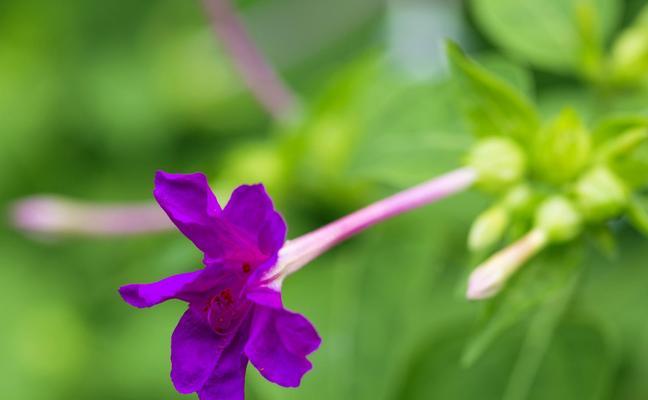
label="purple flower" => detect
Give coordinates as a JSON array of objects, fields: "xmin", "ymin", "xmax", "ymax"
[{"xmin": 119, "ymin": 171, "xmax": 321, "ymax": 400}]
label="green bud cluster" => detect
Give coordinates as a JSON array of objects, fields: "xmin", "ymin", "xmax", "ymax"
[
  {"xmin": 449, "ymin": 41, "xmax": 648, "ymax": 300},
  {"xmin": 464, "ymin": 108, "xmax": 647, "ymax": 254}
]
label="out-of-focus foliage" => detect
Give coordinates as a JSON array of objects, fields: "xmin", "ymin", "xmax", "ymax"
[
  {"xmin": 471, "ymin": 0, "xmax": 621, "ymax": 78},
  {"xmin": 2, "ymin": 0, "xmax": 648, "ymax": 400}
]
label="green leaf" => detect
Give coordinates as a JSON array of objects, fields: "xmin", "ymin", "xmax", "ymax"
[
  {"xmin": 348, "ymin": 53, "xmax": 532, "ymax": 189},
  {"xmin": 396, "ymin": 317, "xmax": 614, "ymax": 400},
  {"xmin": 470, "ymin": 0, "xmax": 621, "ymax": 77},
  {"xmin": 592, "ymin": 115, "xmax": 648, "ymax": 189},
  {"xmin": 592, "ymin": 115, "xmax": 648, "ymax": 147},
  {"xmin": 462, "ymin": 243, "xmax": 583, "ymax": 366},
  {"xmin": 628, "ymin": 195, "xmax": 648, "ymax": 237},
  {"xmin": 500, "ymin": 264, "xmax": 578, "ymax": 400},
  {"xmin": 475, "ymin": 54, "xmax": 535, "ymax": 98},
  {"xmin": 446, "ymin": 42, "xmax": 540, "ymax": 144},
  {"xmin": 609, "ymin": 138, "xmax": 648, "ymax": 189},
  {"xmin": 526, "ymin": 318, "xmax": 616, "ymax": 400}
]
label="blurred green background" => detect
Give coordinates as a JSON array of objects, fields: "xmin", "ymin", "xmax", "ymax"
[{"xmin": 2, "ymin": 0, "xmax": 648, "ymax": 399}]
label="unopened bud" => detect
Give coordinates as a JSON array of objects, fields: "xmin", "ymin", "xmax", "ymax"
[
  {"xmin": 533, "ymin": 108, "xmax": 591, "ymax": 183},
  {"xmin": 535, "ymin": 196, "xmax": 582, "ymax": 242},
  {"xmin": 610, "ymin": 9, "xmax": 648, "ymax": 85},
  {"xmin": 468, "ymin": 206, "xmax": 509, "ymax": 251},
  {"xmin": 574, "ymin": 166, "xmax": 628, "ymax": 221},
  {"xmin": 467, "ymin": 137, "xmax": 526, "ymax": 192},
  {"xmin": 467, "ymin": 229, "xmax": 548, "ymax": 299},
  {"xmin": 502, "ymin": 184, "xmax": 534, "ymax": 213}
]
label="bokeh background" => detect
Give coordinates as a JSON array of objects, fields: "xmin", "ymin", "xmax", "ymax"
[{"xmin": 2, "ymin": 0, "xmax": 648, "ymax": 399}]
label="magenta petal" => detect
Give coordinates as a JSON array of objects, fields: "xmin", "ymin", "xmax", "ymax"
[
  {"xmin": 245, "ymin": 290, "xmax": 321, "ymax": 387},
  {"xmin": 258, "ymin": 211, "xmax": 287, "ymax": 257},
  {"xmin": 154, "ymin": 171, "xmax": 226, "ymax": 258},
  {"xmin": 119, "ymin": 270, "xmax": 202, "ymax": 308},
  {"xmin": 223, "ymin": 185, "xmax": 287, "ymax": 257},
  {"xmin": 246, "ymin": 287, "xmax": 283, "ymax": 309},
  {"xmin": 171, "ymin": 309, "xmax": 233, "ymax": 394},
  {"xmin": 198, "ymin": 317, "xmax": 251, "ymax": 400}
]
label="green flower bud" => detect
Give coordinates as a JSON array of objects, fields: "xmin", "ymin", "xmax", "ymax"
[
  {"xmin": 533, "ymin": 108, "xmax": 591, "ymax": 183},
  {"xmin": 610, "ymin": 8, "xmax": 648, "ymax": 85},
  {"xmin": 502, "ymin": 183, "xmax": 534, "ymax": 213},
  {"xmin": 535, "ymin": 196, "xmax": 582, "ymax": 243},
  {"xmin": 467, "ymin": 137, "xmax": 526, "ymax": 192},
  {"xmin": 574, "ymin": 166, "xmax": 628, "ymax": 221},
  {"xmin": 468, "ymin": 206, "xmax": 509, "ymax": 251}
]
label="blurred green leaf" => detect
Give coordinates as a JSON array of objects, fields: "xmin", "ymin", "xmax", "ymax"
[
  {"xmin": 475, "ymin": 53, "xmax": 535, "ymax": 99},
  {"xmin": 346, "ymin": 53, "xmax": 533, "ymax": 189},
  {"xmin": 347, "ymin": 78, "xmax": 470, "ymax": 187},
  {"xmin": 499, "ymin": 263, "xmax": 579, "ymax": 400},
  {"xmin": 592, "ymin": 115, "xmax": 648, "ymax": 146},
  {"xmin": 627, "ymin": 195, "xmax": 648, "ymax": 237},
  {"xmin": 446, "ymin": 42, "xmax": 540, "ymax": 144},
  {"xmin": 462, "ymin": 243, "xmax": 583, "ymax": 366},
  {"xmin": 470, "ymin": 0, "xmax": 621, "ymax": 77},
  {"xmin": 586, "ymin": 225, "xmax": 619, "ymax": 260},
  {"xmin": 397, "ymin": 316, "xmax": 613, "ymax": 400},
  {"xmin": 609, "ymin": 139, "xmax": 648, "ymax": 189},
  {"xmin": 591, "ymin": 115, "xmax": 648, "ymax": 189},
  {"xmin": 610, "ymin": 4, "xmax": 648, "ymax": 86}
]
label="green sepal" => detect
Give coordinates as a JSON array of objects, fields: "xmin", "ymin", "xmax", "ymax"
[{"xmin": 535, "ymin": 196, "xmax": 583, "ymax": 243}]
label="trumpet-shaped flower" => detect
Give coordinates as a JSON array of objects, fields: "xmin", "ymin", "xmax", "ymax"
[{"xmin": 119, "ymin": 171, "xmax": 320, "ymax": 400}]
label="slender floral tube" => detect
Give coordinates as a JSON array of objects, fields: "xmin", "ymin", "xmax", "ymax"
[
  {"xmin": 466, "ymin": 228, "xmax": 548, "ymax": 300},
  {"xmin": 202, "ymin": 0, "xmax": 300, "ymax": 120},
  {"xmin": 269, "ymin": 167, "xmax": 477, "ymax": 282},
  {"xmin": 10, "ymin": 196, "xmax": 172, "ymax": 236}
]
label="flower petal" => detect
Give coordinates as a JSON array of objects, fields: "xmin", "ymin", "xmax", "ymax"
[
  {"xmin": 245, "ymin": 289, "xmax": 321, "ymax": 387},
  {"xmin": 171, "ymin": 309, "xmax": 234, "ymax": 394},
  {"xmin": 154, "ymin": 172, "xmax": 272, "ymax": 263},
  {"xmin": 258, "ymin": 211, "xmax": 287, "ymax": 257},
  {"xmin": 119, "ymin": 270, "xmax": 202, "ymax": 308},
  {"xmin": 223, "ymin": 185, "xmax": 287, "ymax": 257},
  {"xmin": 154, "ymin": 171, "xmax": 223, "ymax": 255},
  {"xmin": 197, "ymin": 315, "xmax": 251, "ymax": 400}
]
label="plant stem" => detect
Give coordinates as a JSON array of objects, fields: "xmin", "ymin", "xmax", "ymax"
[
  {"xmin": 273, "ymin": 167, "xmax": 477, "ymax": 280},
  {"xmin": 11, "ymin": 196, "xmax": 171, "ymax": 236},
  {"xmin": 201, "ymin": 0, "xmax": 300, "ymax": 121}
]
